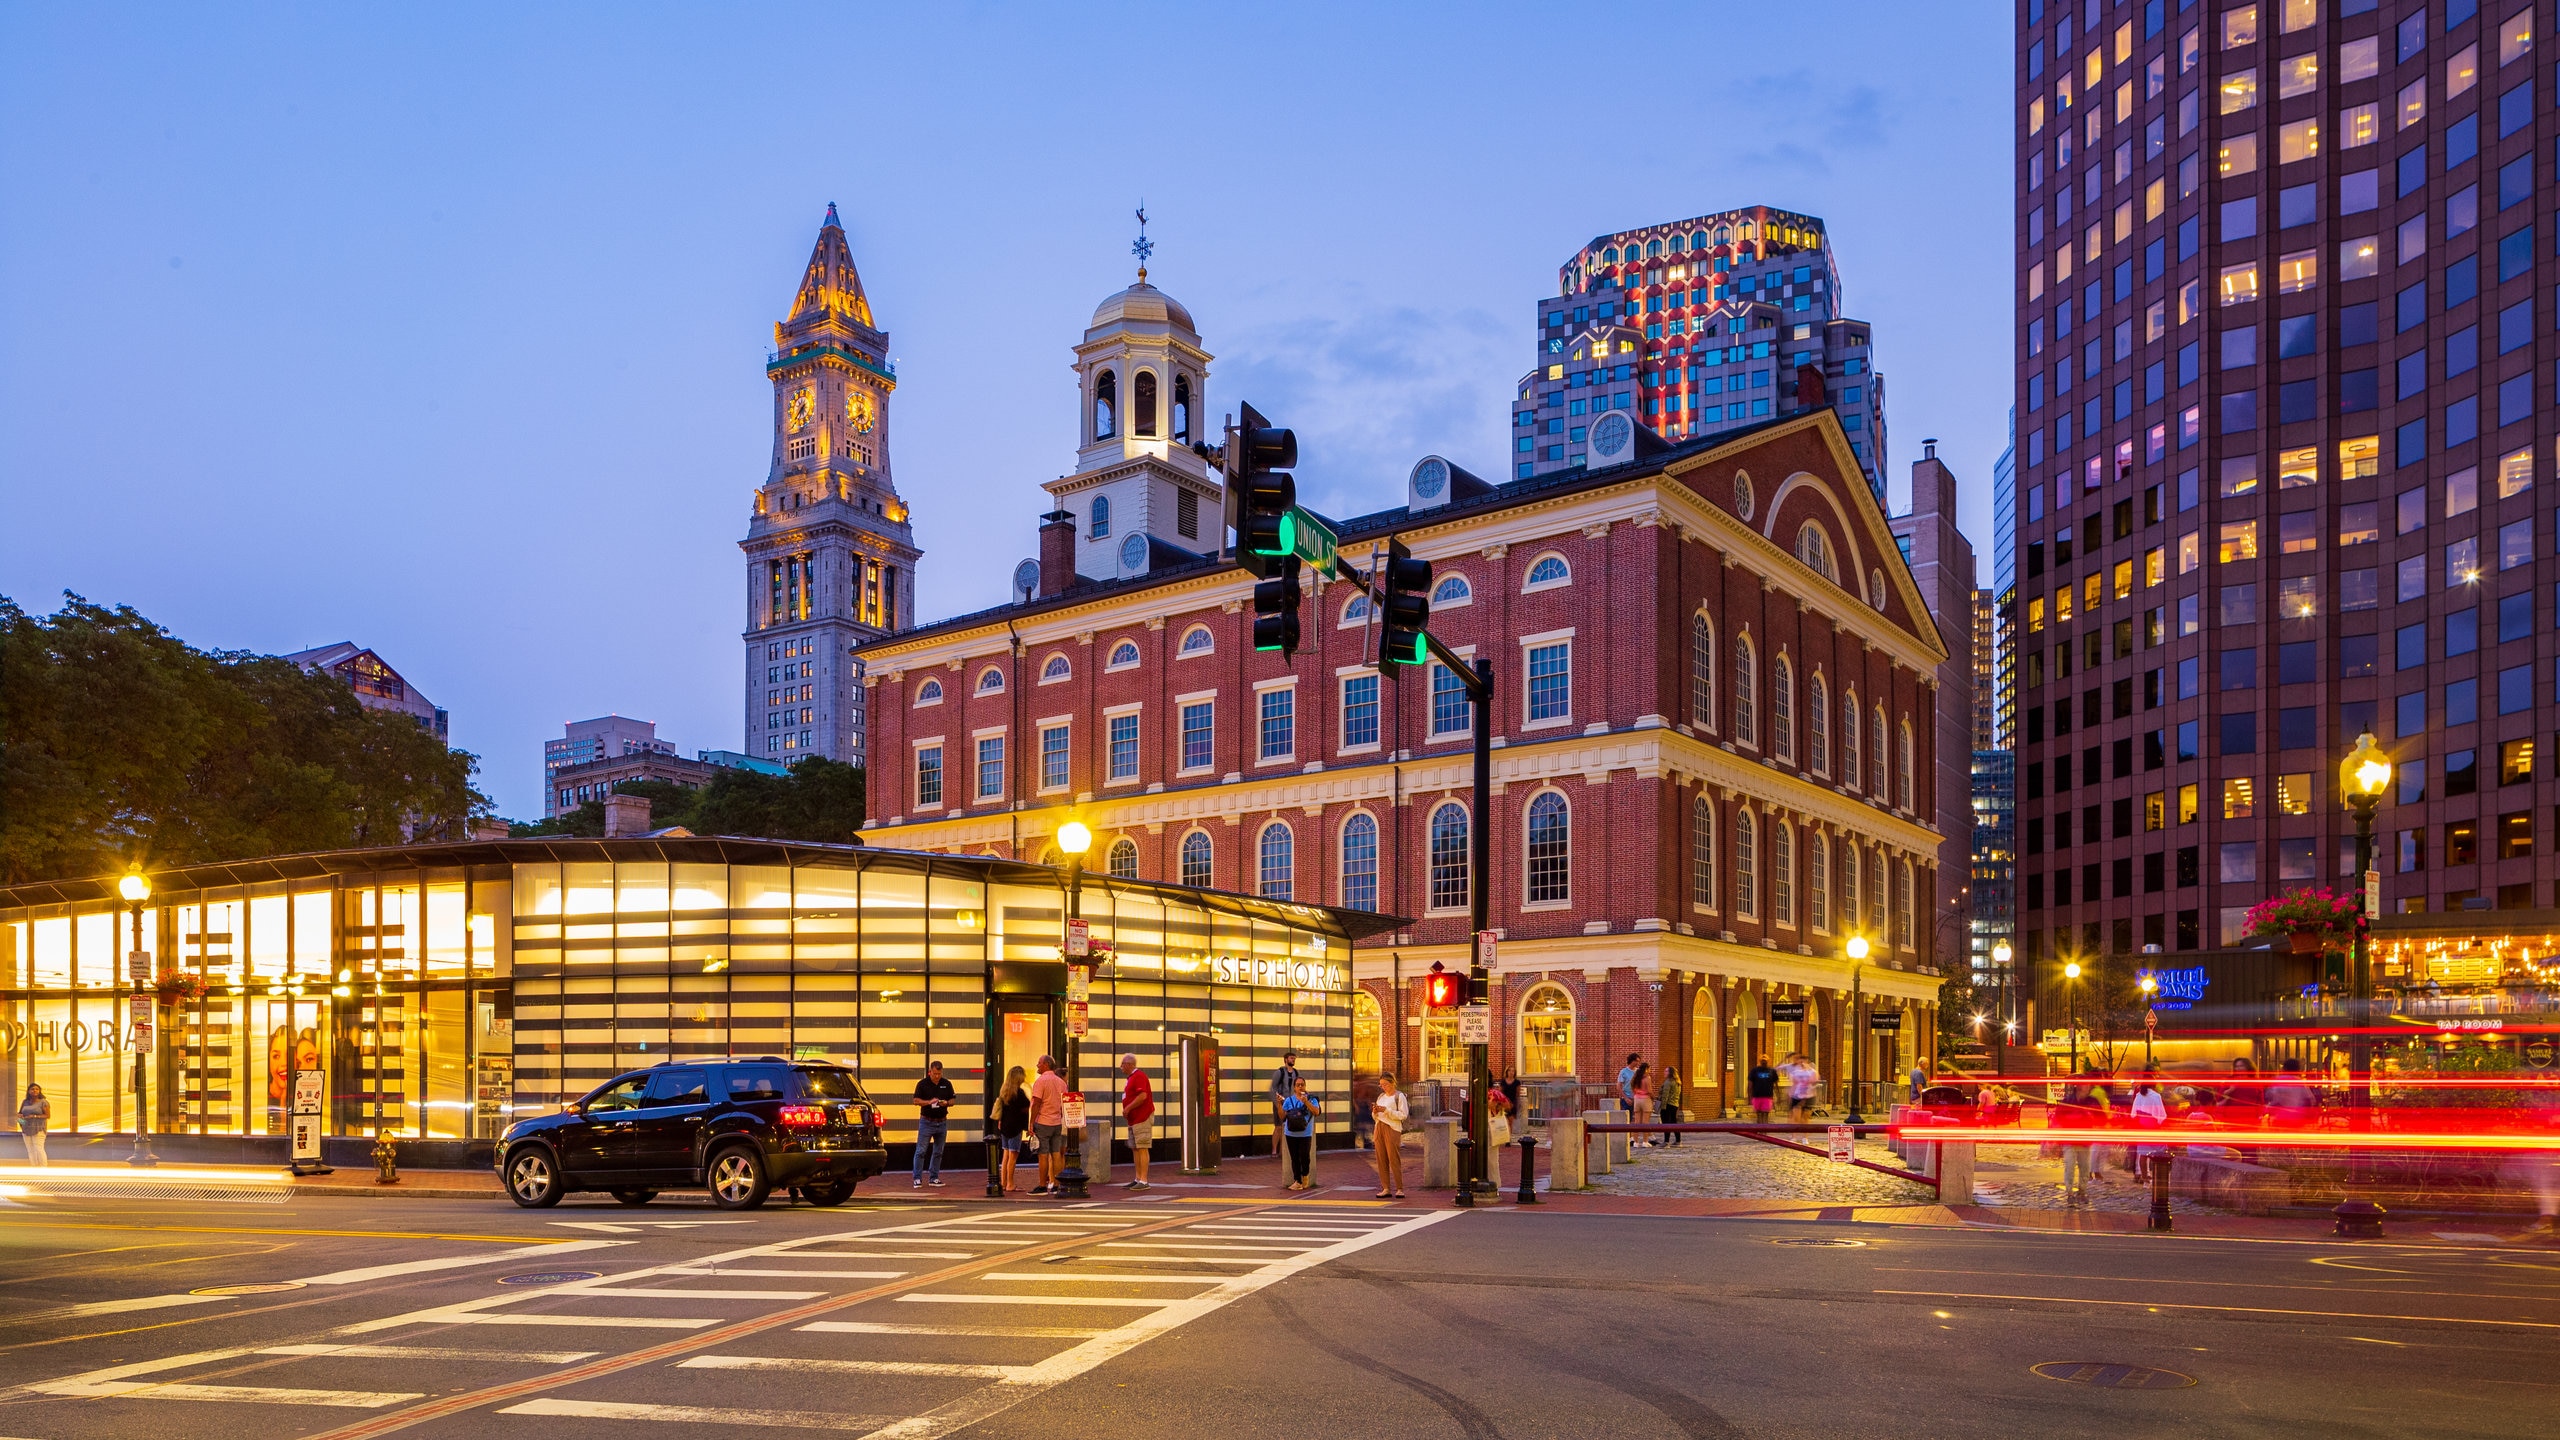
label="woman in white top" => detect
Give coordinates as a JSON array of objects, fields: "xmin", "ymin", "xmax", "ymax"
[{"xmin": 1370, "ymin": 1073, "xmax": 1409, "ymax": 1199}]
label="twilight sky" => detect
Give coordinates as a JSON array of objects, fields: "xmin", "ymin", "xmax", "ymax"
[{"xmin": 0, "ymin": 4, "xmax": 2012, "ymax": 820}]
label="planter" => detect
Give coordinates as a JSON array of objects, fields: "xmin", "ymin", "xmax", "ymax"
[{"xmin": 2287, "ymin": 931, "xmax": 2326, "ymax": 954}]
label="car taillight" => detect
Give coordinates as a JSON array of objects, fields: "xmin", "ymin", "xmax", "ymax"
[{"xmin": 778, "ymin": 1105, "xmax": 825, "ymax": 1128}]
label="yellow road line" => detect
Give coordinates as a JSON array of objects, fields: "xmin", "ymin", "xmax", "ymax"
[{"xmin": 0, "ymin": 1222, "xmax": 564, "ymax": 1244}]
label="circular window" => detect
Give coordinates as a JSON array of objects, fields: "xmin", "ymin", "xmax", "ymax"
[
  {"xmin": 1412, "ymin": 456, "xmax": 1449, "ymax": 499},
  {"xmin": 1733, "ymin": 471, "xmax": 1756, "ymax": 520},
  {"xmin": 1120, "ymin": 533, "xmax": 1149, "ymax": 571},
  {"xmin": 1589, "ymin": 412, "xmax": 1633, "ymax": 460}
]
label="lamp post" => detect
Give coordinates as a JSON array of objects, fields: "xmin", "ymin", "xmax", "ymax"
[
  {"xmin": 2062, "ymin": 960, "xmax": 2083, "ymax": 1076},
  {"xmin": 118, "ymin": 871, "xmax": 159, "ymax": 1167},
  {"xmin": 1844, "ymin": 934, "xmax": 1870, "ymax": 1122},
  {"xmin": 1991, "ymin": 939, "xmax": 2015, "ymax": 1035},
  {"xmin": 2334, "ymin": 731, "xmax": 2393, "ymax": 1239},
  {"xmin": 2137, "ymin": 973, "xmax": 2158, "ymax": 1070},
  {"xmin": 1054, "ymin": 820, "xmax": 1094, "ymax": 1200}
]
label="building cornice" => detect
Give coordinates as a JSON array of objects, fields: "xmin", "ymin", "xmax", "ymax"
[{"xmin": 1348, "ymin": 931, "xmax": 1944, "ymax": 1002}]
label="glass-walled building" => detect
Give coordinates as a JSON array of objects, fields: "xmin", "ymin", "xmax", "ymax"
[{"xmin": 0, "ymin": 838, "xmax": 1380, "ymax": 1161}]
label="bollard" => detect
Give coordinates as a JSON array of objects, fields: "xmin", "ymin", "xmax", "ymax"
[
  {"xmin": 1934, "ymin": 1140, "xmax": 1976, "ymax": 1204},
  {"xmin": 1548, "ymin": 1117, "xmax": 1587, "ymax": 1188},
  {"xmin": 1581, "ymin": 1111, "xmax": 1613, "ymax": 1174},
  {"xmin": 2147, "ymin": 1152, "xmax": 2174, "ymax": 1232},
  {"xmin": 1452, "ymin": 1134, "xmax": 1476, "ymax": 1208},
  {"xmin": 1516, "ymin": 1132, "xmax": 1539, "ymax": 1204},
  {"xmin": 1423, "ymin": 1116, "xmax": 1459, "ymax": 1187},
  {"xmin": 371, "ymin": 1126, "xmax": 398, "ymax": 1185}
]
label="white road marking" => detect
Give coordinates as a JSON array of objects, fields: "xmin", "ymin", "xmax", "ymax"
[
  {"xmin": 896, "ymin": 1294, "xmax": 1168, "ymax": 1308},
  {"xmin": 1096, "ymin": 1241, "xmax": 1307, "ymax": 1251},
  {"xmin": 298, "ymin": 1239, "xmax": 627, "ymax": 1286},
  {"xmin": 500, "ymin": 1397, "xmax": 893, "ymax": 1429},
  {"xmin": 798, "ymin": 1321, "xmax": 1108, "ymax": 1338},
  {"xmin": 256, "ymin": 1343, "xmax": 599, "ymax": 1363},
  {"xmin": 35, "ymin": 1380, "xmax": 424, "ymax": 1407},
  {"xmin": 662, "ymin": 1267, "xmax": 908, "ymax": 1278},
  {"xmin": 441, "ymin": 1314, "xmax": 717, "ymax": 1329},
  {"xmin": 775, "ymin": 1251, "xmax": 979, "ymax": 1260},
  {"xmin": 53, "ymin": 1294, "xmax": 222, "ymax": 1319},
  {"xmin": 677, "ymin": 1355, "xmax": 1011, "ymax": 1379},
  {"xmin": 1059, "ymin": 1254, "xmax": 1267, "ymax": 1265},
  {"xmin": 549, "ymin": 1220, "xmax": 751, "ymax": 1232},
  {"xmin": 569, "ymin": 1287, "xmax": 824, "ymax": 1300},
  {"xmin": 979, "ymin": 1272, "xmax": 1233, "ymax": 1284}
]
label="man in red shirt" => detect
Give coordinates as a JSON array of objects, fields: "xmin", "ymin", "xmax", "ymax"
[{"xmin": 1117, "ymin": 1053, "xmax": 1154, "ymax": 1191}]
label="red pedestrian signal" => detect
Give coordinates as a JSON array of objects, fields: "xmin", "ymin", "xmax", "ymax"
[{"xmin": 1423, "ymin": 963, "xmax": 1461, "ymax": 1010}]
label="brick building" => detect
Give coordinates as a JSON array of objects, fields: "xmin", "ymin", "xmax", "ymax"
[{"xmin": 853, "ymin": 280, "xmax": 1949, "ymax": 1107}]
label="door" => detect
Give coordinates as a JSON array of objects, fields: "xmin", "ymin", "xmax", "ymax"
[
  {"xmin": 998, "ymin": 1005, "xmax": 1052, "ymax": 1107},
  {"xmin": 560, "ymin": 1073, "xmax": 648, "ymax": 1181},
  {"xmin": 629, "ymin": 1067, "xmax": 713, "ymax": 1182}
]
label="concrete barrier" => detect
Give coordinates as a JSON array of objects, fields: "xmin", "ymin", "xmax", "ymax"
[
  {"xmin": 2171, "ymin": 1152, "xmax": 2285, "ymax": 1214},
  {"xmin": 1547, "ymin": 1117, "xmax": 1587, "ymax": 1189},
  {"xmin": 1423, "ymin": 1116, "xmax": 1460, "ymax": 1187},
  {"xmin": 1581, "ymin": 1111, "xmax": 1614, "ymax": 1174}
]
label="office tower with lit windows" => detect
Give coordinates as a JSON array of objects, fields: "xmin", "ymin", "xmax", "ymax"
[
  {"xmin": 2011, "ymin": 0, "xmax": 2557, "ymax": 972},
  {"xmin": 1515, "ymin": 206, "xmax": 1888, "ymax": 494}
]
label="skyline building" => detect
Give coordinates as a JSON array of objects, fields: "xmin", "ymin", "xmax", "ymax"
[
  {"xmin": 1516, "ymin": 206, "xmax": 1888, "ymax": 494},
  {"xmin": 1891, "ymin": 444, "xmax": 1983, "ymax": 967},
  {"xmin": 283, "ymin": 643, "xmax": 447, "ymax": 743}
]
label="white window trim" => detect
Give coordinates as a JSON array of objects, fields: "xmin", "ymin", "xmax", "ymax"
[
  {"xmin": 1423, "ymin": 798, "xmax": 1473, "ymax": 917},
  {"xmin": 1521, "ymin": 551, "xmax": 1574, "ymax": 593},
  {"xmin": 1103, "ymin": 701, "xmax": 1143, "ymax": 787},
  {"xmin": 1337, "ymin": 593, "xmax": 1373, "ymax": 628},
  {"xmin": 1431, "ymin": 574, "xmax": 1474, "ymax": 609},
  {"xmin": 1174, "ymin": 688, "xmax": 1219, "ymax": 705},
  {"xmin": 1253, "ymin": 681, "xmax": 1298, "ymax": 767},
  {"xmin": 1337, "ymin": 672, "xmax": 1383, "ymax": 757},
  {"xmin": 1104, "ymin": 640, "xmax": 1143, "ymax": 673},
  {"xmin": 1520, "ymin": 632, "xmax": 1575, "ymax": 732},
  {"xmin": 1427, "ymin": 644, "xmax": 1479, "ymax": 740},
  {"xmin": 1519, "ymin": 787, "xmax": 1572, "ymax": 911},
  {"xmin": 912, "ymin": 682, "xmax": 943, "ymax": 708},
  {"xmin": 911, "ymin": 738, "xmax": 947, "ymax": 813},
  {"xmin": 1175, "ymin": 827, "xmax": 1216, "ymax": 887},
  {"xmin": 1176, "ymin": 695, "xmax": 1218, "ymax": 778},
  {"xmin": 970, "ymin": 724, "xmax": 1010, "ymax": 740},
  {"xmin": 1037, "ymin": 654, "xmax": 1073, "ymax": 685},
  {"xmin": 972, "ymin": 731, "xmax": 1008, "ymax": 801},
  {"xmin": 1177, "ymin": 625, "xmax": 1216, "ymax": 657},
  {"xmin": 1035, "ymin": 720, "xmax": 1072, "ymax": 797},
  {"xmin": 975, "ymin": 666, "xmax": 1008, "ymax": 695}
]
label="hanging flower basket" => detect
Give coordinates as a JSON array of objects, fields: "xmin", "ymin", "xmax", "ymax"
[
  {"xmin": 153, "ymin": 972, "xmax": 209, "ymax": 1008},
  {"xmin": 2243, "ymin": 886, "xmax": 2357, "ymax": 953}
]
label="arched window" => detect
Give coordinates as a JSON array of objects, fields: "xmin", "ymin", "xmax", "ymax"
[
  {"xmin": 1809, "ymin": 833, "xmax": 1830, "ymax": 932},
  {"xmin": 1037, "ymin": 845, "xmax": 1060, "ymax": 868},
  {"xmin": 1897, "ymin": 721, "xmax": 1916, "ymax": 810},
  {"xmin": 915, "ymin": 678, "xmax": 943, "ymax": 705},
  {"xmin": 1872, "ymin": 705, "xmax": 1889, "ymax": 798},
  {"xmin": 1090, "ymin": 495, "xmax": 1111, "ymax": 538},
  {"xmin": 1772, "ymin": 655, "xmax": 1795, "ymax": 762},
  {"xmin": 1867, "ymin": 849, "xmax": 1887, "ymax": 936},
  {"xmin": 1340, "ymin": 592, "xmax": 1371, "ymax": 626},
  {"xmin": 1525, "ymin": 792, "xmax": 1570, "ymax": 904},
  {"xmin": 976, "ymin": 667, "xmax": 1006, "ymax": 694},
  {"xmin": 1432, "ymin": 574, "xmax": 1472, "ymax": 606},
  {"xmin": 1733, "ymin": 634, "xmax": 1758, "ymax": 746},
  {"xmin": 1895, "ymin": 858, "xmax": 1915, "ymax": 950},
  {"xmin": 1093, "ymin": 370, "xmax": 1117, "ymax": 440},
  {"xmin": 1340, "ymin": 812, "xmax": 1379, "ymax": 911},
  {"xmin": 1173, "ymin": 374, "xmax": 1192, "ymax": 443},
  {"xmin": 1428, "ymin": 802, "xmax": 1471, "ymax": 911},
  {"xmin": 1178, "ymin": 830, "xmax": 1213, "ymax": 888},
  {"xmin": 1771, "ymin": 821, "xmax": 1795, "ymax": 926},
  {"xmin": 1519, "ymin": 984, "xmax": 1575, "ymax": 1077},
  {"xmin": 1134, "ymin": 370, "xmax": 1159, "ymax": 438},
  {"xmin": 1040, "ymin": 654, "xmax": 1072, "ymax": 683},
  {"xmin": 1838, "ymin": 836, "xmax": 1860, "ymax": 931},
  {"xmin": 1179, "ymin": 626, "xmax": 1214, "ymax": 656},
  {"xmin": 1351, "ymin": 989, "xmax": 1383, "ymax": 1076},
  {"xmin": 1523, "ymin": 553, "xmax": 1571, "ymax": 590},
  {"xmin": 1734, "ymin": 809, "xmax": 1758, "ymax": 920},
  {"xmin": 1690, "ymin": 613, "xmax": 1715, "ymax": 730},
  {"xmin": 1257, "ymin": 821, "xmax": 1293, "ymax": 899},
  {"xmin": 1808, "ymin": 673, "xmax": 1829, "ymax": 774},
  {"xmin": 1689, "ymin": 988, "xmax": 1718, "ymax": 1089},
  {"xmin": 1602, "ymin": 245, "xmax": 1619, "ymax": 263},
  {"xmin": 1841, "ymin": 692, "xmax": 1862, "ymax": 789},
  {"xmin": 1106, "ymin": 837, "xmax": 1139, "ymax": 879},
  {"xmin": 1646, "ymin": 238, "xmax": 1662, "ymax": 257},
  {"xmin": 1108, "ymin": 640, "xmax": 1141, "ymax": 668},
  {"xmin": 1796, "ymin": 522, "xmax": 1838, "ymax": 582},
  {"xmin": 1691, "ymin": 230, "xmax": 1711, "ymax": 251},
  {"xmin": 1690, "ymin": 795, "xmax": 1717, "ymax": 910},
  {"xmin": 1669, "ymin": 233, "xmax": 1686, "ymax": 253}
]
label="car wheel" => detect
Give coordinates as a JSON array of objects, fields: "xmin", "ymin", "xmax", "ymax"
[
  {"xmin": 800, "ymin": 1177, "xmax": 853, "ymax": 1207},
  {"xmin": 611, "ymin": 1189, "xmax": 658, "ymax": 1207},
  {"xmin": 505, "ymin": 1147, "xmax": 564, "ymax": 1208},
  {"xmin": 706, "ymin": 1145, "xmax": 770, "ymax": 1211}
]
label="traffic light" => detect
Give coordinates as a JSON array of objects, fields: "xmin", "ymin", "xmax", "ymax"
[
  {"xmin": 1377, "ymin": 535, "xmax": 1433, "ymax": 667},
  {"xmin": 1228, "ymin": 401, "xmax": 1298, "ymax": 578},
  {"xmin": 1422, "ymin": 961, "xmax": 1461, "ymax": 1010},
  {"xmin": 1253, "ymin": 555, "xmax": 1303, "ymax": 657}
]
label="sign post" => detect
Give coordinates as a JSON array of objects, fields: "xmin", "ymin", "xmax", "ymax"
[
  {"xmin": 1826, "ymin": 1124, "xmax": 1855, "ymax": 1162},
  {"xmin": 1456, "ymin": 1006, "xmax": 1492, "ymax": 1046}
]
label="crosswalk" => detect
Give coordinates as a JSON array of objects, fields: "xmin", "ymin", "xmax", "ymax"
[{"xmin": 2, "ymin": 1203, "xmax": 1457, "ymax": 1432}]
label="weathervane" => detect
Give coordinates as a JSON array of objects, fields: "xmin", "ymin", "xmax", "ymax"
[{"xmin": 1132, "ymin": 202, "xmax": 1153, "ymax": 284}]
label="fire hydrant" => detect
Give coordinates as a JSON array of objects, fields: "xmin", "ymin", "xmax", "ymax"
[{"xmin": 372, "ymin": 1127, "xmax": 399, "ymax": 1185}]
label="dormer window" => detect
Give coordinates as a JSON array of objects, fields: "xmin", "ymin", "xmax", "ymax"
[{"xmin": 1094, "ymin": 371, "xmax": 1117, "ymax": 440}]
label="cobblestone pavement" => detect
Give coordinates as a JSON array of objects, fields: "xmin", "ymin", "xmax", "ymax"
[
  {"xmin": 1583, "ymin": 1133, "xmax": 1941, "ymax": 1205},
  {"xmin": 1970, "ymin": 1146, "xmax": 2226, "ymax": 1216}
]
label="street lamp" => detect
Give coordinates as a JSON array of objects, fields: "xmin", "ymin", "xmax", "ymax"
[
  {"xmin": 2335, "ymin": 730, "xmax": 2393, "ymax": 1239},
  {"xmin": 1054, "ymin": 820, "xmax": 1094, "ymax": 1200},
  {"xmin": 1844, "ymin": 934, "xmax": 1870, "ymax": 1122},
  {"xmin": 118, "ymin": 870, "xmax": 158, "ymax": 1168},
  {"xmin": 2137, "ymin": 973, "xmax": 2158, "ymax": 1070},
  {"xmin": 1991, "ymin": 939, "xmax": 2014, "ymax": 1034},
  {"xmin": 2062, "ymin": 960, "xmax": 2083, "ymax": 1076}
]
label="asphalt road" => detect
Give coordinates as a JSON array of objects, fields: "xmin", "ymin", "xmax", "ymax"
[{"xmin": 0, "ymin": 1184, "xmax": 2549, "ymax": 1439}]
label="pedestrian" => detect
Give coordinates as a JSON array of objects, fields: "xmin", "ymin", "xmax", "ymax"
[
  {"xmin": 1497, "ymin": 1069, "xmax": 1522, "ymax": 1127},
  {"xmin": 2261, "ymin": 1058, "xmax": 2319, "ymax": 1131},
  {"xmin": 1117, "ymin": 1053, "xmax": 1154, "ymax": 1191},
  {"xmin": 1269, "ymin": 1050, "xmax": 1301, "ymax": 1158},
  {"xmin": 17, "ymin": 1083, "xmax": 48, "ymax": 1167},
  {"xmin": 911, "ymin": 1060, "xmax": 954, "ymax": 1188},
  {"xmin": 1658, "ymin": 1064, "xmax": 1684, "ymax": 1146},
  {"xmin": 1371, "ymin": 1072, "xmax": 1408, "ymax": 1199},
  {"xmin": 1786, "ymin": 1052, "xmax": 1821, "ymax": 1124},
  {"xmin": 2053, "ymin": 1069, "xmax": 2111, "ymax": 1205},
  {"xmin": 1908, "ymin": 1060, "xmax": 1929, "ymax": 1102},
  {"xmin": 1747, "ymin": 1054, "xmax": 1780, "ymax": 1124},
  {"xmin": 1630, "ymin": 1062, "xmax": 1654, "ymax": 1147},
  {"xmin": 1280, "ymin": 1079, "xmax": 1320, "ymax": 1191},
  {"xmin": 992, "ymin": 1065, "xmax": 1030, "ymax": 1194},
  {"xmin": 1617, "ymin": 1053, "xmax": 1640, "ymax": 1116},
  {"xmin": 1028, "ymin": 1055, "xmax": 1067, "ymax": 1196},
  {"xmin": 2129, "ymin": 1077, "xmax": 2169, "ymax": 1175}
]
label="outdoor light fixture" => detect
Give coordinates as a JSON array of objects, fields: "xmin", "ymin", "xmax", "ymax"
[
  {"xmin": 119, "ymin": 868, "xmax": 156, "ymax": 1167},
  {"xmin": 2340, "ymin": 731, "xmax": 2393, "ymax": 804},
  {"xmin": 1056, "ymin": 820, "xmax": 1093, "ymax": 857},
  {"xmin": 118, "ymin": 871, "xmax": 151, "ymax": 905},
  {"xmin": 2336, "ymin": 730, "xmax": 2394, "ymax": 1239},
  {"xmin": 1845, "ymin": 935, "xmax": 1870, "ymax": 962}
]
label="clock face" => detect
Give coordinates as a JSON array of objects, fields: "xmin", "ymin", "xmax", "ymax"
[
  {"xmin": 846, "ymin": 390, "xmax": 875, "ymax": 434},
  {"xmin": 1411, "ymin": 457, "xmax": 1448, "ymax": 499},
  {"xmin": 787, "ymin": 388, "xmax": 815, "ymax": 431}
]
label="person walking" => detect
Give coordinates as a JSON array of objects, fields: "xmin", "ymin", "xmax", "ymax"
[
  {"xmin": 1371, "ymin": 1072, "xmax": 1408, "ymax": 1199},
  {"xmin": 1280, "ymin": 1079, "xmax": 1320, "ymax": 1191},
  {"xmin": 1269, "ymin": 1051, "xmax": 1302, "ymax": 1158},
  {"xmin": 1027, "ymin": 1055, "xmax": 1067, "ymax": 1196},
  {"xmin": 1117, "ymin": 1053, "xmax": 1154, "ymax": 1191},
  {"xmin": 1785, "ymin": 1053, "xmax": 1821, "ymax": 1124},
  {"xmin": 1658, "ymin": 1065, "xmax": 1684, "ymax": 1146},
  {"xmin": 911, "ymin": 1060, "xmax": 954, "ymax": 1188},
  {"xmin": 991, "ymin": 1065, "xmax": 1030, "ymax": 1194},
  {"xmin": 17, "ymin": 1084, "xmax": 49, "ymax": 1167},
  {"xmin": 2128, "ymin": 1076, "xmax": 2169, "ymax": 1178},
  {"xmin": 2052, "ymin": 1070, "xmax": 2112, "ymax": 1205},
  {"xmin": 2261, "ymin": 1058, "xmax": 2319, "ymax": 1130},
  {"xmin": 1629, "ymin": 1063, "xmax": 1655, "ymax": 1148},
  {"xmin": 1617, "ymin": 1053, "xmax": 1640, "ymax": 1117},
  {"xmin": 1747, "ymin": 1054, "xmax": 1780, "ymax": 1124}
]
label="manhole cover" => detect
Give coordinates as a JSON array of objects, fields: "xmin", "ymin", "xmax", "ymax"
[
  {"xmin": 1770, "ymin": 1237, "xmax": 1868, "ymax": 1248},
  {"xmin": 190, "ymin": 1282, "xmax": 307, "ymax": 1296},
  {"xmin": 2031, "ymin": 1361, "xmax": 2196, "ymax": 1390},
  {"xmin": 497, "ymin": 1271, "xmax": 602, "ymax": 1286}
]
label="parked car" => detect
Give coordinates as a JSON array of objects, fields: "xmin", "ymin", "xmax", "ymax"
[{"xmin": 497, "ymin": 1058, "xmax": 886, "ymax": 1210}]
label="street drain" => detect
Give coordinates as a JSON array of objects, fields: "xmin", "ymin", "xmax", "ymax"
[
  {"xmin": 2031, "ymin": 1361, "xmax": 2196, "ymax": 1390},
  {"xmin": 191, "ymin": 1282, "xmax": 307, "ymax": 1296},
  {"xmin": 1769, "ymin": 1237, "xmax": 1868, "ymax": 1248},
  {"xmin": 497, "ymin": 1270, "xmax": 603, "ymax": 1286}
]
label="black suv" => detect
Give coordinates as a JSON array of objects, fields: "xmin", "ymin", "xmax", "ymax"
[{"xmin": 497, "ymin": 1058, "xmax": 886, "ymax": 1210}]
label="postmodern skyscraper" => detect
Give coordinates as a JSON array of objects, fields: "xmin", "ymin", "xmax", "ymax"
[
  {"xmin": 2009, "ymin": 0, "xmax": 2557, "ymax": 973},
  {"xmin": 739, "ymin": 204, "xmax": 920, "ymax": 766},
  {"xmin": 1517, "ymin": 206, "xmax": 1888, "ymax": 494}
]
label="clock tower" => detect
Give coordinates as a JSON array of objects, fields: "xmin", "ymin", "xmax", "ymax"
[{"xmin": 740, "ymin": 203, "xmax": 920, "ymax": 768}]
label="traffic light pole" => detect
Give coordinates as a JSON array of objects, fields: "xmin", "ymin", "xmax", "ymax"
[{"xmin": 1422, "ymin": 632, "xmax": 1496, "ymax": 1205}]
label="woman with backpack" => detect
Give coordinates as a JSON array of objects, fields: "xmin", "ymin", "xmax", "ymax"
[{"xmin": 1280, "ymin": 1079, "xmax": 1321, "ymax": 1191}]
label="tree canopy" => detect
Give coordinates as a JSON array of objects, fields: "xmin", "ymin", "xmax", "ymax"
[
  {"xmin": 0, "ymin": 594, "xmax": 489, "ymax": 884},
  {"xmin": 516, "ymin": 757, "xmax": 865, "ymax": 844}
]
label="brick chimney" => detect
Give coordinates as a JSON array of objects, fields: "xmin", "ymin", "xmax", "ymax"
[
  {"xmin": 1038, "ymin": 509, "xmax": 1078, "ymax": 598},
  {"xmin": 602, "ymin": 793, "xmax": 654, "ymax": 838}
]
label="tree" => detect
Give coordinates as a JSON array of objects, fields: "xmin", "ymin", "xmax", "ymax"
[{"xmin": 0, "ymin": 593, "xmax": 488, "ymax": 883}]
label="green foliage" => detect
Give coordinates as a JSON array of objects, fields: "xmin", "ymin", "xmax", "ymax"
[
  {"xmin": 0, "ymin": 593, "xmax": 488, "ymax": 884},
  {"xmin": 509, "ymin": 759, "xmax": 866, "ymax": 843},
  {"xmin": 2380, "ymin": 1039, "xmax": 2521, "ymax": 1110}
]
